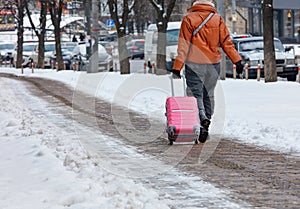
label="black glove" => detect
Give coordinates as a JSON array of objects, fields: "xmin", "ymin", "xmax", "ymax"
[
  {"xmin": 235, "ymin": 61, "xmax": 244, "ymax": 75},
  {"xmin": 172, "ymin": 69, "xmax": 181, "ymax": 79}
]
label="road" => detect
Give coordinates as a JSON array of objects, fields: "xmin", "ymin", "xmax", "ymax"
[{"xmin": 1, "ymin": 73, "xmax": 300, "ymax": 208}]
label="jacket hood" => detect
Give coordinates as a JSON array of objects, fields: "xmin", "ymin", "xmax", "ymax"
[
  {"xmin": 192, "ymin": 0, "xmax": 215, "ymax": 7},
  {"xmin": 188, "ymin": 3, "xmax": 217, "ymax": 13}
]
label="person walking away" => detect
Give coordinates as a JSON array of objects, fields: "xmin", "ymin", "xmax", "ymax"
[
  {"xmin": 72, "ymin": 35, "xmax": 78, "ymax": 42},
  {"xmin": 79, "ymin": 33, "xmax": 85, "ymax": 42},
  {"xmin": 172, "ymin": 0, "xmax": 243, "ymax": 143}
]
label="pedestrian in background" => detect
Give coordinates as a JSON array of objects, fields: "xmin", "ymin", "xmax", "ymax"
[
  {"xmin": 172, "ymin": 0, "xmax": 243, "ymax": 142},
  {"xmin": 79, "ymin": 33, "xmax": 85, "ymax": 42},
  {"xmin": 72, "ymin": 35, "xmax": 78, "ymax": 42}
]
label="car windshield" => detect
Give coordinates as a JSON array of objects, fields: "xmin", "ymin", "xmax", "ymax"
[
  {"xmin": 239, "ymin": 40, "xmax": 285, "ymax": 52},
  {"xmin": 61, "ymin": 48, "xmax": 72, "ymax": 55},
  {"xmin": 0, "ymin": 44, "xmax": 15, "ymax": 50},
  {"xmin": 73, "ymin": 44, "xmax": 106, "ymax": 55},
  {"xmin": 134, "ymin": 41, "xmax": 144, "ymax": 48},
  {"xmin": 62, "ymin": 45, "xmax": 76, "ymax": 52},
  {"xmin": 45, "ymin": 44, "xmax": 55, "ymax": 52},
  {"xmin": 23, "ymin": 45, "xmax": 36, "ymax": 52},
  {"xmin": 166, "ymin": 29, "xmax": 179, "ymax": 46}
]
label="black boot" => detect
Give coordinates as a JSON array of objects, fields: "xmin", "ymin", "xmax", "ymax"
[{"xmin": 198, "ymin": 119, "xmax": 210, "ymax": 143}]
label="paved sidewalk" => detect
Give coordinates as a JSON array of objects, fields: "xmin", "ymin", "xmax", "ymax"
[{"xmin": 3, "ymin": 73, "xmax": 300, "ymax": 208}]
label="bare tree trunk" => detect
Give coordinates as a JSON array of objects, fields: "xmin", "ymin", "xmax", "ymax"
[
  {"xmin": 262, "ymin": 0, "xmax": 277, "ymax": 82},
  {"xmin": 149, "ymin": 0, "xmax": 176, "ymax": 75},
  {"xmin": 107, "ymin": 0, "xmax": 133, "ymax": 74},
  {"xmin": 49, "ymin": 0, "xmax": 63, "ymax": 71},
  {"xmin": 25, "ymin": 0, "xmax": 47, "ymax": 69},
  {"xmin": 118, "ymin": 30, "xmax": 130, "ymax": 74},
  {"xmin": 16, "ymin": 0, "xmax": 25, "ymax": 69},
  {"xmin": 133, "ymin": 0, "xmax": 152, "ymax": 36},
  {"xmin": 156, "ymin": 21, "xmax": 167, "ymax": 75}
]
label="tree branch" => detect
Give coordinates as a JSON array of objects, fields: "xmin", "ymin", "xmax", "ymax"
[{"xmin": 24, "ymin": 1, "xmax": 39, "ymax": 37}]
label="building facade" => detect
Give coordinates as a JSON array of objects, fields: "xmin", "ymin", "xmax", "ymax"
[
  {"xmin": 235, "ymin": 0, "xmax": 300, "ymax": 43},
  {"xmin": 170, "ymin": 0, "xmax": 300, "ymax": 43}
]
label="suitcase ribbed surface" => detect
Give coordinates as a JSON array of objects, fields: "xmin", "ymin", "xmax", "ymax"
[{"xmin": 166, "ymin": 96, "xmax": 200, "ymax": 139}]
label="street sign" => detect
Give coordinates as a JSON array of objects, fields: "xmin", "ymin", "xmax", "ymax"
[{"xmin": 106, "ymin": 19, "xmax": 115, "ymax": 27}]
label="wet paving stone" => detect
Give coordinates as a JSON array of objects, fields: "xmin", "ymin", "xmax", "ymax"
[{"xmin": 2, "ymin": 73, "xmax": 300, "ymax": 208}]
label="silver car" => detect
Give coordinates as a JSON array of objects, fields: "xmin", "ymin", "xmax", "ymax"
[
  {"xmin": 0, "ymin": 42, "xmax": 15, "ymax": 62},
  {"xmin": 70, "ymin": 44, "xmax": 113, "ymax": 71},
  {"xmin": 31, "ymin": 42, "xmax": 56, "ymax": 68},
  {"xmin": 12, "ymin": 42, "xmax": 37, "ymax": 67},
  {"xmin": 226, "ymin": 37, "xmax": 298, "ymax": 81}
]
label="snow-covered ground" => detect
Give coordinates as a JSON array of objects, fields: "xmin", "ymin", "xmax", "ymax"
[
  {"xmin": 0, "ymin": 67, "xmax": 299, "ymax": 208},
  {"xmin": 2, "ymin": 67, "xmax": 299, "ymax": 156}
]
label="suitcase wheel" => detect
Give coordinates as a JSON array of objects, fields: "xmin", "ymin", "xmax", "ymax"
[
  {"xmin": 194, "ymin": 126, "xmax": 200, "ymax": 136},
  {"xmin": 169, "ymin": 126, "xmax": 176, "ymax": 136}
]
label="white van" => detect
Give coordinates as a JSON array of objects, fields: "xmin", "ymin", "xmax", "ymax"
[{"xmin": 144, "ymin": 21, "xmax": 181, "ymax": 66}]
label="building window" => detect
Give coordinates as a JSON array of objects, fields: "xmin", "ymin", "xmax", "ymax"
[
  {"xmin": 295, "ymin": 10, "xmax": 300, "ymax": 42},
  {"xmin": 284, "ymin": 10, "xmax": 293, "ymax": 37}
]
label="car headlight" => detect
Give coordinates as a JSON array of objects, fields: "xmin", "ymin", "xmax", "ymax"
[
  {"xmin": 249, "ymin": 60, "xmax": 259, "ymax": 67},
  {"xmin": 286, "ymin": 58, "xmax": 295, "ymax": 65}
]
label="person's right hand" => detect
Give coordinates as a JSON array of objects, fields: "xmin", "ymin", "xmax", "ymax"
[
  {"xmin": 235, "ymin": 61, "xmax": 244, "ymax": 75},
  {"xmin": 172, "ymin": 69, "xmax": 181, "ymax": 79}
]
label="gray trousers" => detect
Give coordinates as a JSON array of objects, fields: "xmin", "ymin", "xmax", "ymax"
[{"xmin": 185, "ymin": 62, "xmax": 220, "ymax": 123}]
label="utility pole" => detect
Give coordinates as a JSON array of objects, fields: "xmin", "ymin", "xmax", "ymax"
[
  {"xmin": 231, "ymin": 0, "xmax": 237, "ymax": 33},
  {"xmin": 88, "ymin": 0, "xmax": 99, "ymax": 73},
  {"xmin": 85, "ymin": 0, "xmax": 92, "ymax": 72},
  {"xmin": 216, "ymin": 0, "xmax": 226, "ymax": 80}
]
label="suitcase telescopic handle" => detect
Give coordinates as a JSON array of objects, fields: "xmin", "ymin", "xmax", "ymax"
[{"xmin": 169, "ymin": 71, "xmax": 187, "ymax": 97}]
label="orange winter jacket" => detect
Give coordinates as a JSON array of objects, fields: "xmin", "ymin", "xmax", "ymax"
[{"xmin": 173, "ymin": 4, "xmax": 241, "ymax": 71}]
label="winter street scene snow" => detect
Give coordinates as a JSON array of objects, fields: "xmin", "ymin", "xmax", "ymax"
[
  {"xmin": 0, "ymin": 67, "xmax": 300, "ymax": 208},
  {"xmin": 1, "ymin": 0, "xmax": 300, "ymax": 208}
]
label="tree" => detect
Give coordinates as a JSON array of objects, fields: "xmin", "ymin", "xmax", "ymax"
[
  {"xmin": 132, "ymin": 0, "xmax": 153, "ymax": 35},
  {"xmin": 25, "ymin": 0, "xmax": 47, "ymax": 68},
  {"xmin": 48, "ymin": 0, "xmax": 64, "ymax": 71},
  {"xmin": 262, "ymin": 0, "xmax": 277, "ymax": 82},
  {"xmin": 149, "ymin": 0, "xmax": 176, "ymax": 75},
  {"xmin": 107, "ymin": 0, "xmax": 135, "ymax": 74},
  {"xmin": 15, "ymin": 0, "xmax": 25, "ymax": 68}
]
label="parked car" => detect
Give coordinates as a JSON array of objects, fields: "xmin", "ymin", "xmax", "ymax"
[
  {"xmin": 99, "ymin": 32, "xmax": 118, "ymax": 42},
  {"xmin": 284, "ymin": 44, "xmax": 300, "ymax": 64},
  {"xmin": 226, "ymin": 36, "xmax": 298, "ymax": 81},
  {"xmin": 70, "ymin": 44, "xmax": 113, "ymax": 72},
  {"xmin": 61, "ymin": 42, "xmax": 78, "ymax": 51},
  {"xmin": 230, "ymin": 33, "xmax": 252, "ymax": 40},
  {"xmin": 145, "ymin": 21, "xmax": 181, "ymax": 66},
  {"xmin": 49, "ymin": 42, "xmax": 78, "ymax": 69},
  {"xmin": 126, "ymin": 39, "xmax": 145, "ymax": 59},
  {"xmin": 99, "ymin": 41, "xmax": 114, "ymax": 55},
  {"xmin": 0, "ymin": 42, "xmax": 15, "ymax": 62},
  {"xmin": 31, "ymin": 42, "xmax": 56, "ymax": 68},
  {"xmin": 12, "ymin": 42, "xmax": 37, "ymax": 67}
]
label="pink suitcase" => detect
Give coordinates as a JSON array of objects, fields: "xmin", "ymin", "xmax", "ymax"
[{"xmin": 165, "ymin": 76, "xmax": 200, "ymax": 145}]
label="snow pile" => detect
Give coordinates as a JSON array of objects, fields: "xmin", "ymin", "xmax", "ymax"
[
  {"xmin": 0, "ymin": 78, "xmax": 170, "ymax": 209},
  {"xmin": 0, "ymin": 67, "xmax": 299, "ymax": 208},
  {"xmin": 1, "ymin": 67, "xmax": 300, "ymax": 156}
]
